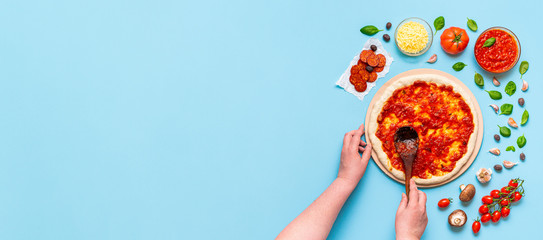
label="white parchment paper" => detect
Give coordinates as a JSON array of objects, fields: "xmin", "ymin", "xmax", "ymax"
[{"xmin": 336, "ymin": 38, "xmax": 394, "ymax": 101}]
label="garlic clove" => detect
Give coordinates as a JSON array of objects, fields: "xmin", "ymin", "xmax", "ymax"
[
  {"xmin": 489, "ymin": 148, "xmax": 500, "ymax": 156},
  {"xmin": 522, "ymin": 79, "xmax": 529, "ymax": 91},
  {"xmin": 476, "ymin": 168, "xmax": 492, "ymax": 183},
  {"xmin": 489, "ymin": 104, "xmax": 499, "ymax": 114},
  {"xmin": 493, "ymin": 76, "xmax": 500, "ymax": 86},
  {"xmin": 508, "ymin": 118, "xmax": 518, "ymax": 128},
  {"xmin": 427, "ymin": 54, "xmax": 437, "ymax": 63},
  {"xmin": 503, "ymin": 160, "xmax": 518, "ymax": 169}
]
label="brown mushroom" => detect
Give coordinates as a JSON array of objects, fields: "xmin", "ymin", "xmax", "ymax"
[
  {"xmin": 448, "ymin": 209, "xmax": 467, "ymax": 227},
  {"xmin": 459, "ymin": 184, "xmax": 476, "ymax": 202}
]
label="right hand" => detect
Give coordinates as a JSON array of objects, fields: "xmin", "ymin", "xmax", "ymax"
[{"xmin": 395, "ymin": 179, "xmax": 428, "ymax": 240}]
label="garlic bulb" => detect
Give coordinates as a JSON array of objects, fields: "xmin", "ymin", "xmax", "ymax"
[{"xmin": 476, "ymin": 168, "xmax": 492, "ymax": 183}]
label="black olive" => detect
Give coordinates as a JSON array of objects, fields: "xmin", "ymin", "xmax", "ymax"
[
  {"xmin": 383, "ymin": 34, "xmax": 391, "ymax": 42},
  {"xmin": 494, "ymin": 134, "xmax": 500, "ymax": 142},
  {"xmin": 494, "ymin": 164, "xmax": 503, "ymax": 171},
  {"xmin": 520, "ymin": 153, "xmax": 526, "ymax": 160},
  {"xmin": 518, "ymin": 98, "xmax": 525, "ymax": 106},
  {"xmin": 370, "ymin": 45, "xmax": 377, "ymax": 51},
  {"xmin": 386, "ymin": 22, "xmax": 392, "ymax": 30},
  {"xmin": 366, "ymin": 65, "xmax": 374, "ymax": 72}
]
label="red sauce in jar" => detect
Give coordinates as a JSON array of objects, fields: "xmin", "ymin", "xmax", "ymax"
[
  {"xmin": 375, "ymin": 81, "xmax": 474, "ymax": 179},
  {"xmin": 474, "ymin": 28, "xmax": 519, "ymax": 73}
]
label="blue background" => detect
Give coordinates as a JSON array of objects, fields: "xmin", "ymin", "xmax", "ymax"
[{"xmin": 1, "ymin": 0, "xmax": 541, "ymax": 239}]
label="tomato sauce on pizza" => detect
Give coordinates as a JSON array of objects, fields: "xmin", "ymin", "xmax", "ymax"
[{"xmin": 375, "ymin": 81, "xmax": 474, "ymax": 179}]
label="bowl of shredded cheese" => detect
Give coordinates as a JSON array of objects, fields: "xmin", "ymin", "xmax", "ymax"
[{"xmin": 394, "ymin": 17, "xmax": 433, "ymax": 56}]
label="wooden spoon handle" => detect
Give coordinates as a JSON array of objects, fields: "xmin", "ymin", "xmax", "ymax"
[{"xmin": 405, "ymin": 165, "xmax": 412, "ymax": 199}]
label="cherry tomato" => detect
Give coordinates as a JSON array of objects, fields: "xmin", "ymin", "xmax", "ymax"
[
  {"xmin": 500, "ymin": 198, "xmax": 510, "ymax": 206},
  {"xmin": 490, "ymin": 189, "xmax": 501, "ymax": 199},
  {"xmin": 482, "ymin": 195, "xmax": 493, "ymax": 204},
  {"xmin": 481, "ymin": 213, "xmax": 491, "ymax": 223},
  {"xmin": 501, "ymin": 186, "xmax": 511, "ymax": 195},
  {"xmin": 491, "ymin": 211, "xmax": 501, "ymax": 222},
  {"xmin": 472, "ymin": 219, "xmax": 481, "ymax": 233},
  {"xmin": 438, "ymin": 198, "xmax": 452, "ymax": 208},
  {"xmin": 501, "ymin": 207, "xmax": 510, "ymax": 217},
  {"xmin": 508, "ymin": 179, "xmax": 519, "ymax": 188},
  {"xmin": 514, "ymin": 192, "xmax": 522, "ymax": 202},
  {"xmin": 479, "ymin": 205, "xmax": 489, "ymax": 215},
  {"xmin": 440, "ymin": 27, "xmax": 470, "ymax": 54}
]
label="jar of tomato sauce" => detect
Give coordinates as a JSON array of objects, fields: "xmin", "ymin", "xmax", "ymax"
[{"xmin": 474, "ymin": 27, "xmax": 520, "ymax": 73}]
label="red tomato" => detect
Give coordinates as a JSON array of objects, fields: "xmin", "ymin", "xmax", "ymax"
[
  {"xmin": 491, "ymin": 211, "xmax": 501, "ymax": 222},
  {"xmin": 501, "ymin": 186, "xmax": 511, "ymax": 195},
  {"xmin": 482, "ymin": 195, "xmax": 493, "ymax": 204},
  {"xmin": 479, "ymin": 205, "xmax": 489, "ymax": 215},
  {"xmin": 481, "ymin": 213, "xmax": 491, "ymax": 223},
  {"xmin": 500, "ymin": 199, "xmax": 510, "ymax": 206},
  {"xmin": 440, "ymin": 27, "xmax": 470, "ymax": 54},
  {"xmin": 512, "ymin": 192, "xmax": 523, "ymax": 202},
  {"xmin": 472, "ymin": 219, "xmax": 481, "ymax": 233},
  {"xmin": 501, "ymin": 207, "xmax": 510, "ymax": 217},
  {"xmin": 438, "ymin": 198, "xmax": 452, "ymax": 208},
  {"xmin": 490, "ymin": 189, "xmax": 501, "ymax": 199},
  {"xmin": 508, "ymin": 179, "xmax": 519, "ymax": 188}
]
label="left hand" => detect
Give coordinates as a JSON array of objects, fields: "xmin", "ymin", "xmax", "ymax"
[{"xmin": 337, "ymin": 123, "xmax": 373, "ymax": 185}]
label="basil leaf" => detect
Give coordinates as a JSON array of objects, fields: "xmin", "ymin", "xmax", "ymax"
[
  {"xmin": 452, "ymin": 62, "xmax": 467, "ymax": 71},
  {"xmin": 360, "ymin": 25, "xmax": 383, "ymax": 36},
  {"xmin": 519, "ymin": 61, "xmax": 529, "ymax": 77},
  {"xmin": 434, "ymin": 16, "xmax": 445, "ymax": 32},
  {"xmin": 483, "ymin": 37, "xmax": 496, "ymax": 47},
  {"xmin": 521, "ymin": 109, "xmax": 529, "ymax": 125},
  {"xmin": 467, "ymin": 18, "xmax": 478, "ymax": 31},
  {"xmin": 517, "ymin": 134, "xmax": 526, "ymax": 148},
  {"xmin": 499, "ymin": 103, "xmax": 513, "ymax": 115},
  {"xmin": 498, "ymin": 125, "xmax": 511, "ymax": 137},
  {"xmin": 506, "ymin": 146, "xmax": 516, "ymax": 152},
  {"xmin": 504, "ymin": 81, "xmax": 516, "ymax": 96},
  {"xmin": 485, "ymin": 90, "xmax": 502, "ymax": 100},
  {"xmin": 474, "ymin": 72, "xmax": 484, "ymax": 87}
]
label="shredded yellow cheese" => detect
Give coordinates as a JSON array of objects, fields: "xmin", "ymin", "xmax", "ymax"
[{"xmin": 396, "ymin": 21, "xmax": 428, "ymax": 53}]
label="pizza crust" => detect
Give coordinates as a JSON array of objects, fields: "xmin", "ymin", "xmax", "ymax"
[{"xmin": 368, "ymin": 74, "xmax": 478, "ymax": 185}]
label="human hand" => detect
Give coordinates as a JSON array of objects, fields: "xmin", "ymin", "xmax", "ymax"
[
  {"xmin": 337, "ymin": 123, "xmax": 372, "ymax": 186},
  {"xmin": 395, "ymin": 179, "xmax": 428, "ymax": 240}
]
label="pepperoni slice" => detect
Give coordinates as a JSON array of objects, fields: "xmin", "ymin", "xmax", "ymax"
[
  {"xmin": 374, "ymin": 66, "xmax": 384, "ymax": 73},
  {"xmin": 354, "ymin": 81, "xmax": 367, "ymax": 92},
  {"xmin": 367, "ymin": 71, "xmax": 378, "ymax": 82},
  {"xmin": 360, "ymin": 70, "xmax": 370, "ymax": 82},
  {"xmin": 377, "ymin": 54, "xmax": 387, "ymax": 67},
  {"xmin": 359, "ymin": 50, "xmax": 372, "ymax": 63},
  {"xmin": 349, "ymin": 74, "xmax": 362, "ymax": 85},
  {"xmin": 367, "ymin": 55, "xmax": 379, "ymax": 67},
  {"xmin": 350, "ymin": 65, "xmax": 360, "ymax": 75}
]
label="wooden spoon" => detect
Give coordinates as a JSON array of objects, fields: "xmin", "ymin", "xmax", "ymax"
[{"xmin": 394, "ymin": 126, "xmax": 419, "ymax": 198}]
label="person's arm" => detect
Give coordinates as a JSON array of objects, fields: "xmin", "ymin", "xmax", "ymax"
[
  {"xmin": 276, "ymin": 124, "xmax": 372, "ymax": 240},
  {"xmin": 395, "ymin": 179, "xmax": 428, "ymax": 240}
]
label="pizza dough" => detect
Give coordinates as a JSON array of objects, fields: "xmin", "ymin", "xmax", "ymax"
[{"xmin": 367, "ymin": 73, "xmax": 478, "ymax": 185}]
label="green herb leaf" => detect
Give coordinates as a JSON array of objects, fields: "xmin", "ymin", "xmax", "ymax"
[
  {"xmin": 499, "ymin": 104, "xmax": 513, "ymax": 115},
  {"xmin": 474, "ymin": 72, "xmax": 484, "ymax": 87},
  {"xmin": 521, "ymin": 109, "xmax": 529, "ymax": 125},
  {"xmin": 452, "ymin": 62, "xmax": 467, "ymax": 71},
  {"xmin": 517, "ymin": 134, "xmax": 526, "ymax": 148},
  {"xmin": 506, "ymin": 146, "xmax": 516, "ymax": 152},
  {"xmin": 360, "ymin": 25, "xmax": 383, "ymax": 36},
  {"xmin": 504, "ymin": 81, "xmax": 517, "ymax": 96},
  {"xmin": 519, "ymin": 61, "xmax": 529, "ymax": 77},
  {"xmin": 498, "ymin": 125, "xmax": 511, "ymax": 137},
  {"xmin": 485, "ymin": 90, "xmax": 502, "ymax": 100},
  {"xmin": 467, "ymin": 18, "xmax": 478, "ymax": 31},
  {"xmin": 434, "ymin": 16, "xmax": 445, "ymax": 33},
  {"xmin": 483, "ymin": 37, "xmax": 496, "ymax": 47}
]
